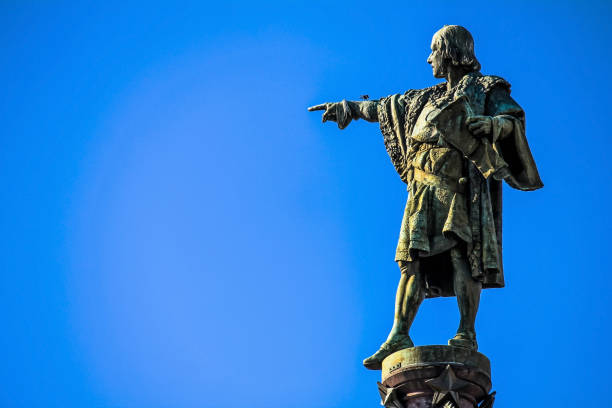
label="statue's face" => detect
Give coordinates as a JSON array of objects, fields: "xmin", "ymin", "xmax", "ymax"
[{"xmin": 427, "ymin": 36, "xmax": 447, "ymax": 78}]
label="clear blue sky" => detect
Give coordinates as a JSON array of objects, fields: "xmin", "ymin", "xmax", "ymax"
[{"xmin": 1, "ymin": 1, "xmax": 611, "ymax": 407}]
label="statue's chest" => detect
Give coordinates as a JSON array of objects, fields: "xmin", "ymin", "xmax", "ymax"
[
  {"xmin": 406, "ymin": 81, "xmax": 487, "ymax": 140},
  {"xmin": 410, "ymin": 101, "xmax": 441, "ymax": 143},
  {"xmin": 409, "ymin": 91, "xmax": 457, "ymax": 143}
]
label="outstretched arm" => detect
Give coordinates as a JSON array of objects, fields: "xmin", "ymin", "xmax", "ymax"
[
  {"xmin": 347, "ymin": 100, "xmax": 379, "ymax": 122},
  {"xmin": 308, "ymin": 100, "xmax": 379, "ymax": 129}
]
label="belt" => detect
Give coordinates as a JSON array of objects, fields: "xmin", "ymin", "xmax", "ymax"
[{"xmin": 412, "ymin": 168, "xmax": 467, "ymax": 194}]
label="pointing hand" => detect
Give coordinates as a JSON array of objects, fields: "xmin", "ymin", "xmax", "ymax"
[{"xmin": 308, "ymin": 102, "xmax": 340, "ymax": 123}]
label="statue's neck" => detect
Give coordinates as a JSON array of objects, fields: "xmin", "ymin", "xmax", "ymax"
[{"xmin": 446, "ymin": 68, "xmax": 471, "ymax": 91}]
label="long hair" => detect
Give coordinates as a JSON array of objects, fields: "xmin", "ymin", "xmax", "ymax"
[{"xmin": 433, "ymin": 25, "xmax": 481, "ymax": 72}]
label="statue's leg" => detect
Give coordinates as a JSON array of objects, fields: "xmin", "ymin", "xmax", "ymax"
[
  {"xmin": 449, "ymin": 247, "xmax": 482, "ymax": 350},
  {"xmin": 363, "ymin": 260, "xmax": 424, "ymax": 370},
  {"xmin": 386, "ymin": 260, "xmax": 425, "ymax": 341}
]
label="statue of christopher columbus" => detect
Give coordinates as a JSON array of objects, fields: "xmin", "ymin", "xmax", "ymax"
[{"xmin": 309, "ymin": 25, "xmax": 543, "ymax": 371}]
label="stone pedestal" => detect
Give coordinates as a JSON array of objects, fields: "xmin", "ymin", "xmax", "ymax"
[{"xmin": 377, "ymin": 346, "xmax": 496, "ymax": 408}]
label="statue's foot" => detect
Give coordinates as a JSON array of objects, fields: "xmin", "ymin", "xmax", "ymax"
[
  {"xmin": 363, "ymin": 335, "xmax": 414, "ymax": 370},
  {"xmin": 448, "ymin": 331, "xmax": 478, "ymax": 351}
]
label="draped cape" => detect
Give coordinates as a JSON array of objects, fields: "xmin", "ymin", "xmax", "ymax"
[{"xmin": 376, "ymin": 72, "xmax": 542, "ymax": 293}]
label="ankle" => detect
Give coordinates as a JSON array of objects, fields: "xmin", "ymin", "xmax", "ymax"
[
  {"xmin": 456, "ymin": 326, "xmax": 476, "ymax": 339},
  {"xmin": 386, "ymin": 329, "xmax": 407, "ymax": 342}
]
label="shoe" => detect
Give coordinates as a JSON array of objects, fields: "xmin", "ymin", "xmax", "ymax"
[
  {"xmin": 448, "ymin": 331, "xmax": 478, "ymax": 351},
  {"xmin": 363, "ymin": 335, "xmax": 414, "ymax": 370}
]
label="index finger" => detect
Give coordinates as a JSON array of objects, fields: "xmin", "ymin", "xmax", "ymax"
[
  {"xmin": 308, "ymin": 103, "xmax": 328, "ymax": 112},
  {"xmin": 465, "ymin": 116, "xmax": 480, "ymax": 124}
]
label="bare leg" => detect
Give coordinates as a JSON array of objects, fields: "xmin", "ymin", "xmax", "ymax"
[
  {"xmin": 449, "ymin": 247, "xmax": 481, "ymax": 350},
  {"xmin": 386, "ymin": 260, "xmax": 425, "ymax": 341},
  {"xmin": 363, "ymin": 260, "xmax": 424, "ymax": 370}
]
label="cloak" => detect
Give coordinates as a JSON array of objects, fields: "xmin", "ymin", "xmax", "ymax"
[{"xmin": 376, "ymin": 72, "xmax": 543, "ymax": 295}]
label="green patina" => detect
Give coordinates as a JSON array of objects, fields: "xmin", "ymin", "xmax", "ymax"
[{"xmin": 308, "ymin": 25, "xmax": 542, "ymax": 373}]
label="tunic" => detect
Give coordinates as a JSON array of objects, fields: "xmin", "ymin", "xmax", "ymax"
[{"xmin": 396, "ymin": 100, "xmax": 472, "ymax": 261}]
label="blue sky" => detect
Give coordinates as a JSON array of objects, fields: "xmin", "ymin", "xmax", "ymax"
[{"xmin": 1, "ymin": 1, "xmax": 611, "ymax": 407}]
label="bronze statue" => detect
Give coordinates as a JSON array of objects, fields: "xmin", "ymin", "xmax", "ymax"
[{"xmin": 309, "ymin": 25, "xmax": 542, "ymax": 371}]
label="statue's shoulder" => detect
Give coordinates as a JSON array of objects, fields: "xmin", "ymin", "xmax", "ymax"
[
  {"xmin": 416, "ymin": 83, "xmax": 446, "ymax": 94},
  {"xmin": 476, "ymin": 74, "xmax": 512, "ymax": 94},
  {"xmin": 401, "ymin": 83, "xmax": 446, "ymax": 101},
  {"xmin": 378, "ymin": 86, "xmax": 434, "ymax": 107},
  {"xmin": 403, "ymin": 89, "xmax": 421, "ymax": 99}
]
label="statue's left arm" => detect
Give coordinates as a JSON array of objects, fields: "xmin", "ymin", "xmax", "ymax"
[
  {"xmin": 466, "ymin": 86, "xmax": 520, "ymax": 144},
  {"xmin": 470, "ymin": 84, "xmax": 543, "ymax": 190}
]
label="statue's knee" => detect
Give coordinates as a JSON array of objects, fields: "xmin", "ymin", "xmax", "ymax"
[
  {"xmin": 450, "ymin": 248, "xmax": 470, "ymax": 269},
  {"xmin": 398, "ymin": 260, "xmax": 416, "ymax": 275},
  {"xmin": 450, "ymin": 246, "xmax": 465, "ymax": 260}
]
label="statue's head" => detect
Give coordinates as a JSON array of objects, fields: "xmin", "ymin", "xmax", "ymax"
[{"xmin": 427, "ymin": 25, "xmax": 481, "ymax": 78}]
